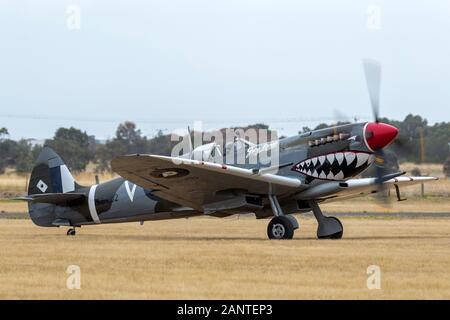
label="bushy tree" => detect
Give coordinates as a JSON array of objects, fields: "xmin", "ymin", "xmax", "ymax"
[
  {"xmin": 383, "ymin": 114, "xmax": 449, "ymax": 164},
  {"xmin": 94, "ymin": 140, "xmax": 127, "ymax": 173},
  {"xmin": 95, "ymin": 121, "xmax": 152, "ymax": 172},
  {"xmin": 146, "ymin": 129, "xmax": 175, "ymax": 156},
  {"xmin": 0, "ymin": 139, "xmax": 17, "ymax": 174},
  {"xmin": 45, "ymin": 127, "xmax": 93, "ymax": 172},
  {"xmin": 0, "ymin": 131, "xmax": 42, "ymax": 174},
  {"xmin": 115, "ymin": 121, "xmax": 148, "ymax": 154},
  {"xmin": 425, "ymin": 122, "xmax": 450, "ymax": 163},
  {"xmin": 13, "ymin": 140, "xmax": 34, "ymax": 173}
]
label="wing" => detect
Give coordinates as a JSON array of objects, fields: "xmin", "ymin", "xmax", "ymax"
[
  {"xmin": 296, "ymin": 176, "xmax": 438, "ymax": 202},
  {"xmin": 111, "ymin": 155, "xmax": 302, "ymax": 211}
]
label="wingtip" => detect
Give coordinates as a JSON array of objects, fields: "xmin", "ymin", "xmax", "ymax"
[{"xmin": 413, "ymin": 176, "xmax": 439, "ymax": 181}]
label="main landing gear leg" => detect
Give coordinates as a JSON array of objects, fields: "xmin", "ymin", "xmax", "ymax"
[
  {"xmin": 267, "ymin": 193, "xmax": 299, "ymax": 240},
  {"xmin": 309, "ymin": 201, "xmax": 343, "ymax": 239}
]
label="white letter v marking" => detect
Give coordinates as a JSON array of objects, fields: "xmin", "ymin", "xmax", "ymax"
[{"xmin": 125, "ymin": 181, "xmax": 137, "ymax": 202}]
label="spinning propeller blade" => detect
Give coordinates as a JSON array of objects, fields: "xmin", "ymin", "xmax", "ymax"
[
  {"xmin": 363, "ymin": 59, "xmax": 390, "ymax": 204},
  {"xmin": 187, "ymin": 126, "xmax": 193, "ymax": 156},
  {"xmin": 363, "ymin": 59, "xmax": 382, "ymax": 123}
]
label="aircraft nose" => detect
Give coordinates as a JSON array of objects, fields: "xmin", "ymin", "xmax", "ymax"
[{"xmin": 364, "ymin": 122, "xmax": 399, "ymax": 151}]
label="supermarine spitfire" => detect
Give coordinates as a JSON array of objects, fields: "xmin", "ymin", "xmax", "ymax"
[{"xmin": 17, "ymin": 60, "xmax": 438, "ymax": 239}]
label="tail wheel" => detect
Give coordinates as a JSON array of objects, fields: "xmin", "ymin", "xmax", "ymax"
[
  {"xmin": 67, "ymin": 228, "xmax": 76, "ymax": 236},
  {"xmin": 267, "ymin": 216, "xmax": 295, "ymax": 240}
]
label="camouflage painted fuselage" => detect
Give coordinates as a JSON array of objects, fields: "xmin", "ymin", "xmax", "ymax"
[{"xmin": 29, "ymin": 178, "xmax": 200, "ymax": 227}]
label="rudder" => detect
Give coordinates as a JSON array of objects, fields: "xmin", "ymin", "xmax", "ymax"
[
  {"xmin": 27, "ymin": 147, "xmax": 81, "ymax": 227},
  {"xmin": 28, "ymin": 147, "xmax": 79, "ymax": 196}
]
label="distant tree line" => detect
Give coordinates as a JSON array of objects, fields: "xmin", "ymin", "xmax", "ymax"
[
  {"xmin": 0, "ymin": 122, "xmax": 177, "ymax": 174},
  {"xmin": 0, "ymin": 114, "xmax": 449, "ymax": 175},
  {"xmin": 0, "ymin": 128, "xmax": 43, "ymax": 174},
  {"xmin": 94, "ymin": 121, "xmax": 177, "ymax": 173}
]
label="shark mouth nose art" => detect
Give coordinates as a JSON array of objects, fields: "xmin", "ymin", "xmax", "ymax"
[{"xmin": 292, "ymin": 152, "xmax": 375, "ymax": 181}]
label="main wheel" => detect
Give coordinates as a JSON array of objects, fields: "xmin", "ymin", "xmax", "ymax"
[
  {"xmin": 317, "ymin": 217, "xmax": 343, "ymax": 239},
  {"xmin": 67, "ymin": 228, "xmax": 76, "ymax": 236},
  {"xmin": 267, "ymin": 216, "xmax": 295, "ymax": 240}
]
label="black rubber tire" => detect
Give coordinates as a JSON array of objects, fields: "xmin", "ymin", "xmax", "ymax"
[
  {"xmin": 267, "ymin": 216, "xmax": 295, "ymax": 240},
  {"xmin": 67, "ymin": 228, "xmax": 76, "ymax": 236},
  {"xmin": 318, "ymin": 217, "xmax": 343, "ymax": 240}
]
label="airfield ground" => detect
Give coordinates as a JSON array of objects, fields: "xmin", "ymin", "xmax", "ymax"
[{"xmin": 0, "ymin": 215, "xmax": 449, "ymax": 300}]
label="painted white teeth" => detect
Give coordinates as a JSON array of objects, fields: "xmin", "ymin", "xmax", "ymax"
[
  {"xmin": 356, "ymin": 153, "xmax": 370, "ymax": 168},
  {"xmin": 335, "ymin": 171, "xmax": 344, "ymax": 180},
  {"xmin": 297, "ymin": 151, "xmax": 372, "ymax": 180},
  {"xmin": 318, "ymin": 156, "xmax": 326, "ymax": 165},
  {"xmin": 345, "ymin": 152, "xmax": 356, "ymax": 165},
  {"xmin": 327, "ymin": 154, "xmax": 335, "ymax": 164},
  {"xmin": 335, "ymin": 152, "xmax": 344, "ymax": 165}
]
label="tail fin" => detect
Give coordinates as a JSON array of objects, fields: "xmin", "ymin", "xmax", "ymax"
[
  {"xmin": 26, "ymin": 147, "xmax": 82, "ymax": 227},
  {"xmin": 28, "ymin": 147, "xmax": 79, "ymax": 196}
]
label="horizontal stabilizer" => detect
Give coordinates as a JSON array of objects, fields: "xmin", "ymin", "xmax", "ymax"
[{"xmin": 14, "ymin": 193, "xmax": 85, "ymax": 205}]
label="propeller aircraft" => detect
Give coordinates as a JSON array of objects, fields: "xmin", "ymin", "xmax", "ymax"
[{"xmin": 17, "ymin": 60, "xmax": 438, "ymax": 239}]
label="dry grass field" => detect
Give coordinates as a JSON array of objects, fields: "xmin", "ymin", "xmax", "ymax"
[{"xmin": 0, "ymin": 216, "xmax": 450, "ymax": 300}]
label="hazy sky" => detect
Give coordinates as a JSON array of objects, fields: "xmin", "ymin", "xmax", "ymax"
[{"xmin": 1, "ymin": 0, "xmax": 449, "ymax": 140}]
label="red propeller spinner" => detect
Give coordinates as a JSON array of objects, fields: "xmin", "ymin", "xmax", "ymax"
[{"xmin": 364, "ymin": 122, "xmax": 399, "ymax": 151}]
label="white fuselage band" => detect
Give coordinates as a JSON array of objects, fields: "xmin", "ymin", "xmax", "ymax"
[{"xmin": 88, "ymin": 185, "xmax": 101, "ymax": 224}]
